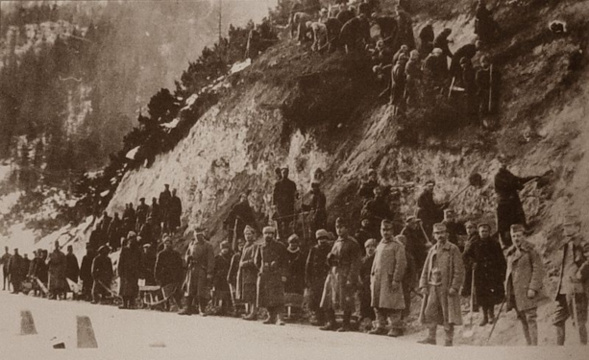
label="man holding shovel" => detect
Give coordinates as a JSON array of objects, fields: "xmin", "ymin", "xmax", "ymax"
[{"xmin": 552, "ymin": 215, "xmax": 589, "ymax": 345}]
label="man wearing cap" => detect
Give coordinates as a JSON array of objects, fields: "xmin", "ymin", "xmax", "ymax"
[
  {"xmin": 461, "ymin": 220, "xmax": 479, "ymax": 298},
  {"xmin": 238, "ymin": 225, "xmax": 259, "ymax": 320},
  {"xmin": 224, "ymin": 193, "xmax": 258, "ymax": 251},
  {"xmin": 552, "ymin": 215, "xmax": 589, "ymax": 345},
  {"xmin": 494, "ymin": 155, "xmax": 538, "ymax": 248},
  {"xmin": 159, "ymin": 184, "xmax": 172, "ymax": 229},
  {"xmin": 442, "ymin": 209, "xmax": 466, "ymax": 252},
  {"xmin": 273, "ymin": 167, "xmax": 298, "ymax": 240},
  {"xmin": 449, "ymin": 40, "xmax": 480, "ymax": 79},
  {"xmin": 1, "ymin": 246, "xmax": 11, "ymax": 291},
  {"xmin": 320, "ymin": 217, "xmax": 362, "ymax": 332},
  {"xmin": 504, "ymin": 224, "xmax": 545, "ymax": 345},
  {"xmin": 463, "ymin": 223, "xmax": 506, "ymax": 325},
  {"xmin": 303, "ymin": 182, "xmax": 328, "ymax": 236},
  {"xmin": 400, "ymin": 216, "xmax": 428, "ymax": 272},
  {"xmin": 135, "ymin": 198, "xmax": 149, "ymax": 231},
  {"xmin": 423, "ymin": 48, "xmax": 448, "ymax": 95},
  {"xmin": 65, "ymin": 245, "xmax": 80, "ymax": 297},
  {"xmin": 418, "ymin": 223, "xmax": 464, "ymax": 346},
  {"xmin": 141, "ymin": 243, "xmax": 157, "ymax": 286},
  {"xmin": 355, "ymin": 218, "xmax": 373, "ymax": 256},
  {"xmin": 48, "ymin": 240, "xmax": 67, "ymax": 300},
  {"xmin": 358, "ymin": 238, "xmax": 377, "ymax": 331},
  {"xmin": 168, "ymin": 189, "xmax": 183, "ymax": 233},
  {"xmin": 255, "ymin": 226, "xmax": 288, "ymax": 325},
  {"xmin": 179, "ymin": 228, "xmax": 215, "ymax": 316},
  {"xmin": 213, "ymin": 241, "xmax": 234, "ymax": 315},
  {"xmin": 305, "ymin": 229, "xmax": 333, "ymax": 326},
  {"xmin": 118, "ymin": 237, "xmax": 142, "ymax": 309},
  {"xmin": 369, "ymin": 220, "xmax": 407, "ymax": 337},
  {"xmin": 417, "ymin": 180, "xmax": 445, "ymax": 239},
  {"xmin": 80, "ymin": 245, "xmax": 95, "ymax": 301},
  {"xmin": 7, "ymin": 248, "xmax": 24, "ymax": 294},
  {"xmin": 107, "ymin": 213, "xmax": 123, "ymax": 250},
  {"xmin": 91, "ymin": 245, "xmax": 113, "ymax": 304},
  {"xmin": 285, "ymin": 234, "xmax": 306, "ymax": 297},
  {"xmin": 154, "ymin": 237, "xmax": 183, "ymax": 311}
]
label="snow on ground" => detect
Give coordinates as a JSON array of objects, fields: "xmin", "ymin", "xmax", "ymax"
[{"xmin": 0, "ymin": 291, "xmax": 585, "ymax": 360}]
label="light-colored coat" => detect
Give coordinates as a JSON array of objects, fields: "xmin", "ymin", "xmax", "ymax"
[
  {"xmin": 370, "ymin": 239, "xmax": 407, "ymax": 309},
  {"xmin": 184, "ymin": 240, "xmax": 215, "ymax": 298},
  {"xmin": 419, "ymin": 241, "xmax": 465, "ymax": 325},
  {"xmin": 504, "ymin": 240, "xmax": 544, "ymax": 311}
]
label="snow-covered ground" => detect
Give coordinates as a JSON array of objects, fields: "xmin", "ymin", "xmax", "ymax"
[{"xmin": 0, "ymin": 291, "xmax": 585, "ymax": 360}]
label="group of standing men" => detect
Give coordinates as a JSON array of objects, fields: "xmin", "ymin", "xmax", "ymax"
[{"xmin": 88, "ymin": 185, "xmax": 182, "ymax": 251}]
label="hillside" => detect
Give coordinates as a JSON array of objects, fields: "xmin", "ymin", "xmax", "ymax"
[{"xmin": 7, "ymin": 0, "xmax": 589, "ymax": 347}]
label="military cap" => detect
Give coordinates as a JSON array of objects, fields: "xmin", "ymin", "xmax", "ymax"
[
  {"xmin": 143, "ymin": 243, "xmax": 151, "ymax": 248},
  {"xmin": 368, "ymin": 168, "xmax": 377, "ymax": 175},
  {"xmin": 444, "ymin": 208, "xmax": 455, "ymax": 215},
  {"xmin": 98, "ymin": 245, "xmax": 110, "ymax": 253},
  {"xmin": 459, "ymin": 56, "xmax": 470, "ymax": 65},
  {"xmin": 288, "ymin": 234, "xmax": 300, "ymax": 243},
  {"xmin": 335, "ymin": 217, "xmax": 346, "ymax": 226},
  {"xmin": 432, "ymin": 223, "xmax": 447, "ymax": 232},
  {"xmin": 364, "ymin": 238, "xmax": 377, "ymax": 247},
  {"xmin": 140, "ymin": 197, "xmax": 145, "ymax": 201},
  {"xmin": 510, "ymin": 224, "xmax": 525, "ymax": 233},
  {"xmin": 432, "ymin": 48, "xmax": 443, "ymax": 56},
  {"xmin": 262, "ymin": 226, "xmax": 276, "ymax": 234},
  {"xmin": 244, "ymin": 225, "xmax": 255, "ymax": 234},
  {"xmin": 464, "ymin": 220, "xmax": 477, "ymax": 227},
  {"xmin": 477, "ymin": 222, "xmax": 491, "ymax": 230},
  {"xmin": 425, "ymin": 179, "xmax": 436, "ymax": 185},
  {"xmin": 381, "ymin": 219, "xmax": 394, "ymax": 227},
  {"xmin": 220, "ymin": 240, "xmax": 231, "ymax": 249},
  {"xmin": 315, "ymin": 229, "xmax": 330, "ymax": 240},
  {"xmin": 127, "ymin": 231, "xmax": 137, "ymax": 238}
]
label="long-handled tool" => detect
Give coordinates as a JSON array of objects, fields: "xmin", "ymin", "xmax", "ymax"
[
  {"xmin": 446, "ymin": 172, "xmax": 484, "ymax": 205},
  {"xmin": 486, "ymin": 299, "xmax": 505, "ymax": 344},
  {"xmin": 463, "ymin": 267, "xmax": 477, "ymax": 338}
]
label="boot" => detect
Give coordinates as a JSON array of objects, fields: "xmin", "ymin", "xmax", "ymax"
[
  {"xmin": 263, "ymin": 311, "xmax": 276, "ymax": 325},
  {"xmin": 556, "ymin": 325, "xmax": 565, "ymax": 346},
  {"xmin": 387, "ymin": 328, "xmax": 404, "ymax": 337},
  {"xmin": 178, "ymin": 297, "xmax": 194, "ymax": 316},
  {"xmin": 242, "ymin": 311, "xmax": 258, "ymax": 321},
  {"xmin": 337, "ymin": 311, "xmax": 352, "ymax": 332},
  {"xmin": 488, "ymin": 308, "xmax": 495, "ymax": 324},
  {"xmin": 320, "ymin": 322, "xmax": 338, "ymax": 331},
  {"xmin": 444, "ymin": 324, "xmax": 454, "ymax": 347},
  {"xmin": 479, "ymin": 315, "xmax": 488, "ymax": 326},
  {"xmin": 522, "ymin": 324, "xmax": 532, "ymax": 346}
]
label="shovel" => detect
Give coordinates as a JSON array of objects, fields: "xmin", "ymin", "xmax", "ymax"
[{"xmin": 463, "ymin": 267, "xmax": 476, "ymax": 338}]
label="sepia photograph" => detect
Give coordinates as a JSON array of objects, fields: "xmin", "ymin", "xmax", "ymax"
[{"xmin": 0, "ymin": 0, "xmax": 587, "ymax": 358}]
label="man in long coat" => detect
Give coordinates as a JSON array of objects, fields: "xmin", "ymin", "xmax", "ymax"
[
  {"xmin": 320, "ymin": 217, "xmax": 362, "ymax": 332},
  {"xmin": 358, "ymin": 239, "xmax": 377, "ymax": 330},
  {"xmin": 91, "ymin": 245, "xmax": 113, "ymax": 304},
  {"xmin": 552, "ymin": 215, "xmax": 589, "ymax": 345},
  {"xmin": 303, "ymin": 182, "xmax": 327, "ymax": 236},
  {"xmin": 168, "ymin": 189, "xmax": 183, "ymax": 233},
  {"xmin": 7, "ymin": 249, "xmax": 23, "ymax": 294},
  {"xmin": 400, "ymin": 216, "xmax": 428, "ymax": 273},
  {"xmin": 135, "ymin": 198, "xmax": 149, "ymax": 231},
  {"xmin": 305, "ymin": 229, "xmax": 332, "ymax": 326},
  {"xmin": 418, "ymin": 223, "xmax": 465, "ymax": 346},
  {"xmin": 494, "ymin": 155, "xmax": 538, "ymax": 247},
  {"xmin": 155, "ymin": 237, "xmax": 184, "ymax": 310},
  {"xmin": 238, "ymin": 226, "xmax": 259, "ymax": 320},
  {"xmin": 48, "ymin": 241, "xmax": 67, "ymax": 300},
  {"xmin": 285, "ymin": 234, "xmax": 306, "ymax": 296},
  {"xmin": 65, "ymin": 245, "xmax": 80, "ymax": 296},
  {"xmin": 213, "ymin": 241, "xmax": 233, "ymax": 315},
  {"xmin": 504, "ymin": 224, "xmax": 545, "ymax": 346},
  {"xmin": 255, "ymin": 226, "xmax": 288, "ymax": 325},
  {"xmin": 463, "ymin": 223, "xmax": 506, "ymax": 325},
  {"xmin": 118, "ymin": 238, "xmax": 142, "ymax": 309},
  {"xmin": 369, "ymin": 220, "xmax": 407, "ymax": 337},
  {"xmin": 273, "ymin": 167, "xmax": 298, "ymax": 240},
  {"xmin": 80, "ymin": 245, "xmax": 96, "ymax": 301},
  {"xmin": 361, "ymin": 186, "xmax": 394, "ymax": 240},
  {"xmin": 179, "ymin": 228, "xmax": 215, "ymax": 316},
  {"xmin": 1, "ymin": 246, "xmax": 11, "ymax": 291}
]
